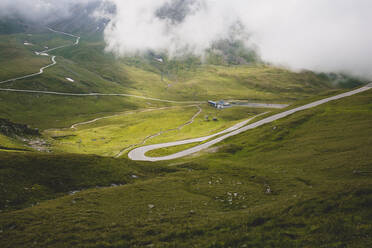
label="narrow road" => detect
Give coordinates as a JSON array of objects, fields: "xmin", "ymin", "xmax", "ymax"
[
  {"xmin": 128, "ymin": 85, "xmax": 372, "ymax": 161},
  {"xmin": 0, "ymin": 88, "xmax": 203, "ymax": 104},
  {"xmin": 46, "ymin": 105, "xmax": 198, "ymax": 131},
  {"xmin": 0, "ymin": 28, "xmax": 79, "ymax": 84},
  {"xmin": 231, "ymin": 102, "xmax": 289, "ymax": 109},
  {"xmin": 0, "ymin": 56, "xmax": 56, "ymax": 84},
  {"xmin": 70, "ymin": 106, "xmax": 184, "ymax": 129},
  {"xmin": 115, "ymin": 105, "xmax": 202, "ymax": 158},
  {"xmin": 0, "ymin": 28, "xmax": 202, "ymax": 104}
]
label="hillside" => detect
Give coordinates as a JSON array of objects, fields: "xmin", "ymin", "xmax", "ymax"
[
  {"xmin": 0, "ymin": 25, "xmax": 357, "ymax": 132},
  {"xmin": 0, "ymin": 83, "xmax": 371, "ymax": 247}
]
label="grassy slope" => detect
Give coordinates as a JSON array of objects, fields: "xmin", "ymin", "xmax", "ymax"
[
  {"xmin": 1, "ymin": 32, "xmax": 358, "ymax": 132},
  {"xmin": 46, "ymin": 106, "xmax": 200, "ymax": 156},
  {"xmin": 0, "ymin": 134, "xmax": 29, "ymax": 152},
  {"xmin": 0, "ymin": 88, "xmax": 371, "ymax": 247},
  {"xmin": 0, "ymin": 33, "xmax": 174, "ymax": 129},
  {"xmin": 0, "ymin": 34, "xmax": 50, "ymax": 79},
  {"xmin": 0, "ymin": 152, "xmax": 177, "ymax": 211},
  {"xmin": 46, "ymin": 105, "xmax": 267, "ymax": 157}
]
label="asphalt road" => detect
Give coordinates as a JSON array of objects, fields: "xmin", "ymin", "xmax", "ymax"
[
  {"xmin": 0, "ymin": 28, "xmax": 202, "ymax": 104},
  {"xmin": 0, "ymin": 27, "xmax": 80, "ymax": 84},
  {"xmin": 128, "ymin": 85, "xmax": 372, "ymax": 162}
]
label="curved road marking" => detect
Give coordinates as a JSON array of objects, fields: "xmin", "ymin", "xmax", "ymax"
[
  {"xmin": 115, "ymin": 105, "xmax": 202, "ymax": 158},
  {"xmin": 128, "ymin": 85, "xmax": 372, "ymax": 161},
  {"xmin": 127, "ymin": 112, "xmax": 268, "ymax": 161}
]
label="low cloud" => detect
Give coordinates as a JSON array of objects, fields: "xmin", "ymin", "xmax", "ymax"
[
  {"xmin": 1, "ymin": 0, "xmax": 371, "ymax": 79},
  {"xmin": 102, "ymin": 0, "xmax": 372, "ymax": 79},
  {"xmin": 0, "ymin": 0, "xmax": 96, "ymax": 23}
]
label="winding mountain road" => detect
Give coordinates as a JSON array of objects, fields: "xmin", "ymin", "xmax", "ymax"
[
  {"xmin": 0, "ymin": 88, "xmax": 203, "ymax": 103},
  {"xmin": 0, "ymin": 56, "xmax": 56, "ymax": 85},
  {"xmin": 0, "ymin": 27, "xmax": 80, "ymax": 85},
  {"xmin": 0, "ymin": 28, "xmax": 202, "ymax": 104},
  {"xmin": 128, "ymin": 85, "xmax": 372, "ymax": 162},
  {"xmin": 2, "ymin": 28, "xmax": 371, "ymax": 162},
  {"xmin": 69, "ymin": 106, "xmax": 190, "ymax": 129},
  {"xmin": 115, "ymin": 105, "xmax": 202, "ymax": 158}
]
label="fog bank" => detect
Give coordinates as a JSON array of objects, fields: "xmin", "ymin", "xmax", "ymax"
[{"xmin": 102, "ymin": 0, "xmax": 372, "ymax": 79}]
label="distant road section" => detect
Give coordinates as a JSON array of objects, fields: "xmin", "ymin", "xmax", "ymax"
[
  {"xmin": 0, "ymin": 88, "xmax": 203, "ymax": 104},
  {"xmin": 0, "ymin": 27, "xmax": 202, "ymax": 104},
  {"xmin": 0, "ymin": 28, "xmax": 80, "ymax": 85},
  {"xmin": 128, "ymin": 85, "xmax": 372, "ymax": 162},
  {"xmin": 232, "ymin": 102, "xmax": 288, "ymax": 109},
  {"xmin": 0, "ymin": 56, "xmax": 56, "ymax": 84}
]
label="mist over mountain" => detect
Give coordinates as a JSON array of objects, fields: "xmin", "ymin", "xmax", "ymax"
[
  {"xmin": 0, "ymin": 0, "xmax": 107, "ymax": 35},
  {"xmin": 156, "ymin": 0, "xmax": 197, "ymax": 24},
  {"xmin": 0, "ymin": 0, "xmax": 97, "ymax": 24},
  {"xmin": 100, "ymin": 0, "xmax": 372, "ymax": 79},
  {"xmin": 50, "ymin": 1, "xmax": 112, "ymax": 36}
]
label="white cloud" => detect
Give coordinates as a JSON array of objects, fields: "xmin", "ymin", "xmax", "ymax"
[
  {"xmin": 0, "ymin": 0, "xmax": 96, "ymax": 22},
  {"xmin": 1, "ymin": 0, "xmax": 371, "ymax": 78},
  {"xmin": 102, "ymin": 0, "xmax": 372, "ymax": 78}
]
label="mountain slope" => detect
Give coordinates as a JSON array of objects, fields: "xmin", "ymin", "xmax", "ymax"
[{"xmin": 0, "ymin": 85, "xmax": 371, "ymax": 247}]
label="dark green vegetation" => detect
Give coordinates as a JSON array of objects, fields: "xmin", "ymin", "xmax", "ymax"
[
  {"xmin": 0, "ymin": 152, "xmax": 175, "ymax": 211},
  {"xmin": 0, "ymin": 84, "xmax": 371, "ymax": 247}
]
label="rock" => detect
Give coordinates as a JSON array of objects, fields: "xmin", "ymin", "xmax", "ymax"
[
  {"xmin": 265, "ymin": 186, "xmax": 272, "ymax": 194},
  {"xmin": 131, "ymin": 175, "xmax": 138, "ymax": 178},
  {"xmin": 148, "ymin": 204, "xmax": 155, "ymax": 209}
]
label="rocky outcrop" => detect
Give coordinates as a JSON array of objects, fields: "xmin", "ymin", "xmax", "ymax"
[{"xmin": 0, "ymin": 118, "xmax": 40, "ymax": 137}]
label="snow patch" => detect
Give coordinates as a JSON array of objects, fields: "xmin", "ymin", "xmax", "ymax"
[
  {"xmin": 23, "ymin": 42, "xmax": 33, "ymax": 46},
  {"xmin": 65, "ymin": 77, "xmax": 75, "ymax": 82},
  {"xmin": 35, "ymin": 52, "xmax": 49, "ymax": 56}
]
